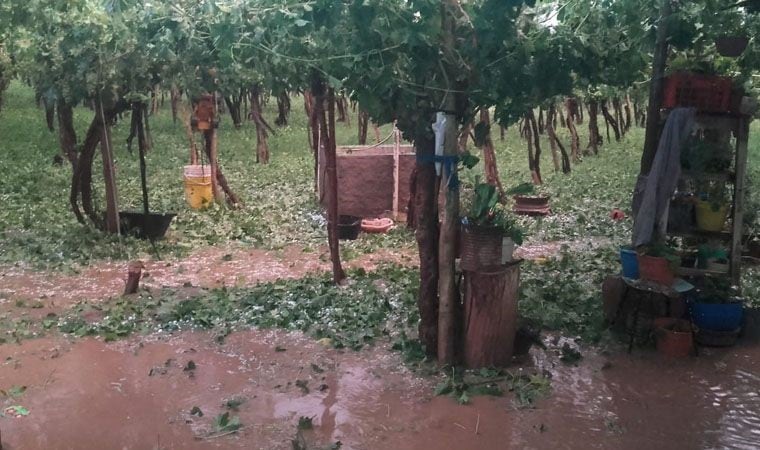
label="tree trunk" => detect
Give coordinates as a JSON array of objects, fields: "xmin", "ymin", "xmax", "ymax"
[
  {"xmin": 526, "ymin": 110, "xmax": 543, "ymax": 184},
  {"xmin": 313, "ymin": 76, "xmax": 346, "ymax": 285},
  {"xmin": 56, "ymin": 100, "xmax": 78, "ymax": 165},
  {"xmin": 224, "ymin": 94, "xmax": 243, "ymax": 129},
  {"xmin": 170, "ymin": 88, "xmax": 180, "ymax": 125},
  {"xmin": 565, "ymin": 100, "xmax": 580, "ymax": 162},
  {"xmin": 275, "ymin": 90, "xmax": 291, "ymax": 127},
  {"xmin": 457, "ymin": 120, "xmax": 471, "ymax": 153},
  {"xmin": 613, "ymin": 97, "xmax": 625, "ymax": 137},
  {"xmin": 545, "ymin": 106, "xmax": 561, "ymax": 173},
  {"xmin": 537, "ymin": 107, "xmax": 545, "ymax": 134},
  {"xmin": 623, "ymin": 95, "xmax": 632, "ymax": 132},
  {"xmin": 462, "ymin": 264, "xmax": 520, "ymax": 369},
  {"xmin": 336, "ymin": 94, "xmax": 347, "ymax": 123},
  {"xmin": 559, "ymin": 105, "xmax": 566, "ymax": 128},
  {"xmin": 477, "ymin": 109, "xmax": 505, "ymax": 198},
  {"xmin": 305, "ymin": 90, "xmax": 320, "ymax": 193},
  {"xmin": 202, "ymin": 129, "xmax": 241, "ymax": 208},
  {"xmin": 96, "ymin": 101, "xmax": 120, "ymax": 234},
  {"xmin": 601, "ymin": 100, "xmax": 621, "ymax": 142},
  {"xmin": 43, "ymin": 97, "xmax": 55, "ymax": 132},
  {"xmin": 586, "ymin": 99, "xmax": 601, "ymax": 155},
  {"xmin": 414, "ymin": 129, "xmax": 439, "ymax": 356},
  {"xmin": 500, "ymin": 125, "xmax": 506, "ymax": 141},
  {"xmin": 250, "ymin": 84, "xmax": 273, "ymax": 164},
  {"xmin": 357, "ymin": 109, "xmax": 369, "ymax": 145}
]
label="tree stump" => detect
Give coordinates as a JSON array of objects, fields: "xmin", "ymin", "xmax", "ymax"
[
  {"xmin": 124, "ymin": 261, "xmax": 145, "ymax": 295},
  {"xmin": 462, "ymin": 262, "xmax": 521, "ymax": 368}
]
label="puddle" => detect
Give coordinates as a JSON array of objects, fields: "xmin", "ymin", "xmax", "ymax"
[{"xmin": 1, "ymin": 329, "xmax": 760, "ymax": 449}]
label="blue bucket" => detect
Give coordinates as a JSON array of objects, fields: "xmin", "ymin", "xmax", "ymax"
[
  {"xmin": 620, "ymin": 248, "xmax": 639, "ymax": 279},
  {"xmin": 691, "ymin": 302, "xmax": 743, "ymax": 332}
]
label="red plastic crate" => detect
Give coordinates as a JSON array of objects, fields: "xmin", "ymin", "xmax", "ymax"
[{"xmin": 662, "ymin": 72, "xmax": 733, "ymax": 113}]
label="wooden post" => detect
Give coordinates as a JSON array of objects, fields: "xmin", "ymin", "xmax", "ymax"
[
  {"xmin": 325, "ymin": 87, "xmax": 346, "ymax": 284},
  {"xmin": 640, "ymin": 0, "xmax": 672, "ymax": 176},
  {"xmin": 392, "ymin": 125, "xmax": 400, "ymax": 220},
  {"xmin": 437, "ymin": 0, "xmax": 462, "ymax": 365},
  {"xmin": 97, "ymin": 101, "xmax": 120, "ymax": 234},
  {"xmin": 731, "ymin": 116, "xmax": 749, "ymax": 287},
  {"xmin": 462, "ymin": 263, "xmax": 520, "ymax": 368}
]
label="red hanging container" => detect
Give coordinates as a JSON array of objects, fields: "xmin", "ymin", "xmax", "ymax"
[{"xmin": 662, "ymin": 72, "xmax": 733, "ymax": 113}]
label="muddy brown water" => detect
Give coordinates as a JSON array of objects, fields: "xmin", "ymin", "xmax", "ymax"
[{"xmin": 1, "ymin": 328, "xmax": 760, "ymax": 450}]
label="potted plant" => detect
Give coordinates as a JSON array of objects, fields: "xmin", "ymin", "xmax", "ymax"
[
  {"xmin": 695, "ymin": 180, "xmax": 730, "ymax": 232},
  {"xmin": 690, "ymin": 277, "xmax": 743, "ymax": 333},
  {"xmin": 653, "ymin": 317, "xmax": 695, "ymax": 358},
  {"xmin": 492, "ymin": 203, "xmax": 524, "ymax": 264},
  {"xmin": 637, "ymin": 242, "xmax": 681, "ymax": 286},
  {"xmin": 508, "ymin": 182, "xmax": 550, "ymax": 216},
  {"xmin": 460, "ymin": 182, "xmax": 524, "ymax": 271}
]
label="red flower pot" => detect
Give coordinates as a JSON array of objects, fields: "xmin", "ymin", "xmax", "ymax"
[
  {"xmin": 637, "ymin": 254, "xmax": 675, "ymax": 286},
  {"xmin": 654, "ymin": 318, "xmax": 694, "ymax": 358}
]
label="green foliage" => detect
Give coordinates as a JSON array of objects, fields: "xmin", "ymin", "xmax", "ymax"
[
  {"xmin": 53, "ymin": 265, "xmax": 419, "ymax": 350},
  {"xmin": 520, "ymin": 247, "xmax": 617, "ymax": 343}
]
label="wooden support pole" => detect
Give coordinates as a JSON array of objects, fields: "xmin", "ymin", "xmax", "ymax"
[
  {"xmin": 437, "ymin": 0, "xmax": 462, "ymax": 366},
  {"xmin": 462, "ymin": 263, "xmax": 520, "ymax": 369},
  {"xmin": 97, "ymin": 101, "xmax": 120, "ymax": 235},
  {"xmin": 392, "ymin": 126, "xmax": 400, "ymax": 220},
  {"xmin": 640, "ymin": 0, "xmax": 672, "ymax": 176}
]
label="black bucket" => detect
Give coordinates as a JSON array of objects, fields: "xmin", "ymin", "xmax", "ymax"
[
  {"xmin": 337, "ymin": 215, "xmax": 362, "ymax": 240},
  {"xmin": 119, "ymin": 211, "xmax": 176, "ymax": 240}
]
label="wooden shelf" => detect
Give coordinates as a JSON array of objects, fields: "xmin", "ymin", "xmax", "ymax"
[
  {"xmin": 680, "ymin": 171, "xmax": 735, "ymax": 182},
  {"xmin": 677, "ymin": 267, "xmax": 729, "ymax": 277},
  {"xmin": 668, "ymin": 228, "xmax": 732, "ymax": 241}
]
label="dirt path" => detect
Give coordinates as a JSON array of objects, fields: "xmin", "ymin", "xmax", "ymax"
[
  {"xmin": 1, "ymin": 327, "xmax": 760, "ymax": 450},
  {"xmin": 0, "ymin": 245, "xmax": 416, "ymax": 308},
  {"xmin": 0, "ymin": 237, "xmax": 604, "ymax": 310}
]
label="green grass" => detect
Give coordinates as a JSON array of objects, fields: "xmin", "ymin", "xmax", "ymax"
[
  {"xmin": 1, "ymin": 80, "xmax": 759, "ymax": 343},
  {"xmin": 0, "ymin": 81, "xmax": 404, "ymax": 270}
]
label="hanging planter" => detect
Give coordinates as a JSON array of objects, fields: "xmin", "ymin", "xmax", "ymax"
[{"xmin": 715, "ymin": 36, "xmax": 749, "ymax": 58}]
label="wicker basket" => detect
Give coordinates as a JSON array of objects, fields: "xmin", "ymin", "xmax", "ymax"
[{"xmin": 460, "ymin": 223, "xmax": 504, "ymax": 272}]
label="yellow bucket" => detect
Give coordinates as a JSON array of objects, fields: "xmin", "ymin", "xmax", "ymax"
[
  {"xmin": 695, "ymin": 200, "xmax": 729, "ymax": 232},
  {"xmin": 183, "ymin": 165, "xmax": 213, "ymax": 209}
]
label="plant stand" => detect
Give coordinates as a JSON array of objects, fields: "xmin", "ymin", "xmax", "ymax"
[
  {"xmin": 461, "ymin": 261, "xmax": 521, "ymax": 368},
  {"xmin": 607, "ymin": 277, "xmax": 694, "ymax": 354}
]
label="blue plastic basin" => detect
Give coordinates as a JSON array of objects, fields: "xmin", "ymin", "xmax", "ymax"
[{"xmin": 691, "ymin": 302, "xmax": 743, "ymax": 332}]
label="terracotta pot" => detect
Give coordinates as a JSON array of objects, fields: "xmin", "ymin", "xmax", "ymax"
[
  {"xmin": 654, "ymin": 318, "xmax": 694, "ymax": 358},
  {"xmin": 513, "ymin": 195, "xmax": 550, "ymax": 216},
  {"xmin": 715, "ymin": 36, "xmax": 749, "ymax": 57},
  {"xmin": 637, "ymin": 254, "xmax": 675, "ymax": 286},
  {"xmin": 361, "ymin": 218, "xmax": 393, "ymax": 234}
]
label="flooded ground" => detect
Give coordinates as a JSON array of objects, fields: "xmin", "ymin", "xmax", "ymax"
[
  {"xmin": 1, "ymin": 326, "xmax": 759, "ymax": 450},
  {"xmin": 2, "ymin": 241, "xmax": 760, "ymax": 449}
]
